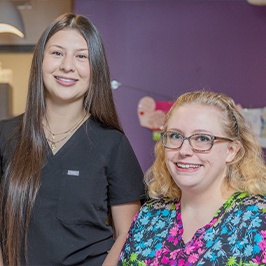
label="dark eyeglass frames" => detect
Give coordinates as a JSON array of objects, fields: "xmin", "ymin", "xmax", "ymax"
[{"xmin": 161, "ymin": 131, "xmax": 234, "ymax": 152}]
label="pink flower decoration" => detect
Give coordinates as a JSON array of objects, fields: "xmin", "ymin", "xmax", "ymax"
[
  {"xmin": 169, "ymin": 226, "xmax": 178, "ymax": 236},
  {"xmin": 161, "ymin": 256, "xmax": 170, "ymax": 264},
  {"xmin": 177, "ymin": 259, "xmax": 185, "ymax": 266},
  {"xmin": 188, "ymin": 253, "xmax": 199, "ymax": 263}
]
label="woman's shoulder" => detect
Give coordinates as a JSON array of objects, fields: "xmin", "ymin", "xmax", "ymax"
[
  {"xmin": 85, "ymin": 116, "xmax": 135, "ymax": 153},
  {"xmin": 87, "ymin": 116, "xmax": 124, "ymax": 138},
  {"xmin": 0, "ymin": 115, "xmax": 23, "ymax": 154},
  {"xmin": 130, "ymin": 198, "xmax": 179, "ymax": 231},
  {"xmin": 0, "ymin": 114, "xmax": 23, "ymax": 128},
  {"xmin": 235, "ymin": 192, "xmax": 266, "ymax": 202},
  {"xmin": 242, "ymin": 193, "xmax": 266, "ymax": 207},
  {"xmin": 233, "ymin": 192, "xmax": 266, "ymax": 213},
  {"xmin": 0, "ymin": 114, "xmax": 23, "ymax": 135},
  {"xmin": 142, "ymin": 198, "xmax": 179, "ymax": 211}
]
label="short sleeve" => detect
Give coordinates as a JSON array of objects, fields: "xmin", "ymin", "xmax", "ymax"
[{"xmin": 107, "ymin": 134, "xmax": 145, "ymax": 205}]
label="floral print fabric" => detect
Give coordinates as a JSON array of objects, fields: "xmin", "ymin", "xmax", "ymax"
[{"xmin": 119, "ymin": 192, "xmax": 266, "ymax": 266}]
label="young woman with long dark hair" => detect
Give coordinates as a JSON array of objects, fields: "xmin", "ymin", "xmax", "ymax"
[{"xmin": 0, "ymin": 13, "xmax": 144, "ymax": 266}]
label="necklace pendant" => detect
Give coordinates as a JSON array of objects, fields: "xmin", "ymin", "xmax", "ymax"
[
  {"xmin": 52, "ymin": 134, "xmax": 55, "ymax": 140},
  {"xmin": 51, "ymin": 142, "xmax": 56, "ymax": 151}
]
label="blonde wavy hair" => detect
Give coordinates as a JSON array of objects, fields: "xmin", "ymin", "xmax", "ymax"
[{"xmin": 145, "ymin": 90, "xmax": 266, "ymax": 199}]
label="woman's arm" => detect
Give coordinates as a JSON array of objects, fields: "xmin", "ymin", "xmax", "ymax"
[{"xmin": 102, "ymin": 201, "xmax": 141, "ymax": 266}]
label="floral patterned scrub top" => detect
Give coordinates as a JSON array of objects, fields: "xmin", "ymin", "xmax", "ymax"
[{"xmin": 119, "ymin": 192, "xmax": 266, "ymax": 266}]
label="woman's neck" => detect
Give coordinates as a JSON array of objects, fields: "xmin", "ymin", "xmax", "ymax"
[
  {"xmin": 180, "ymin": 188, "xmax": 235, "ymax": 243},
  {"xmin": 43, "ymin": 104, "xmax": 89, "ymax": 154},
  {"xmin": 44, "ymin": 102, "xmax": 87, "ymax": 132}
]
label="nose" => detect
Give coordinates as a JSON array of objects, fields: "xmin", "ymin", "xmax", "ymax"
[
  {"xmin": 60, "ymin": 55, "xmax": 75, "ymax": 72},
  {"xmin": 178, "ymin": 138, "xmax": 194, "ymax": 156}
]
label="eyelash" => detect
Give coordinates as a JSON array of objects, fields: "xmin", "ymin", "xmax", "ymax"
[
  {"xmin": 77, "ymin": 54, "xmax": 87, "ymax": 59},
  {"xmin": 51, "ymin": 51, "xmax": 87, "ymax": 59},
  {"xmin": 52, "ymin": 51, "xmax": 62, "ymax": 56}
]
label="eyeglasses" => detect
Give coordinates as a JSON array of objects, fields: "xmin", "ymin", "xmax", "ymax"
[{"xmin": 161, "ymin": 131, "xmax": 234, "ymax": 152}]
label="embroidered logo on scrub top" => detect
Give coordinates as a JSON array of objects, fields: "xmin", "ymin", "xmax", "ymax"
[{"xmin": 67, "ymin": 170, "xmax": 80, "ymax": 176}]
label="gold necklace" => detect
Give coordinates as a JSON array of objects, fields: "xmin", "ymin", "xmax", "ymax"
[{"xmin": 44, "ymin": 113, "xmax": 87, "ymax": 152}]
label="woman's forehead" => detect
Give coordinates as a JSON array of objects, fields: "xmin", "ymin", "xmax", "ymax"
[{"xmin": 167, "ymin": 104, "xmax": 223, "ymax": 132}]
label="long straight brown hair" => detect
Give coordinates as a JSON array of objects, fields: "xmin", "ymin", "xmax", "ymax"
[{"xmin": 0, "ymin": 13, "xmax": 123, "ymax": 266}]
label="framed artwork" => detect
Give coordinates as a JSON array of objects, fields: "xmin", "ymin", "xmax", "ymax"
[{"xmin": 241, "ymin": 107, "xmax": 266, "ymax": 148}]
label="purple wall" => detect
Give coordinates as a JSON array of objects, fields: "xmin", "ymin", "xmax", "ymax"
[{"xmin": 75, "ymin": 0, "xmax": 266, "ymax": 172}]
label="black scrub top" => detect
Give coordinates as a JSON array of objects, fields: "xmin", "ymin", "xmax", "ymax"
[{"xmin": 0, "ymin": 115, "xmax": 144, "ymax": 265}]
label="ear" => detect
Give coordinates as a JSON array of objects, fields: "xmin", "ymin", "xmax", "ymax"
[{"xmin": 226, "ymin": 141, "xmax": 241, "ymax": 163}]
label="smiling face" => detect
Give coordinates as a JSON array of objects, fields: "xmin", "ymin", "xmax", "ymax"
[
  {"xmin": 42, "ymin": 29, "xmax": 90, "ymax": 105},
  {"xmin": 164, "ymin": 103, "xmax": 238, "ymax": 195}
]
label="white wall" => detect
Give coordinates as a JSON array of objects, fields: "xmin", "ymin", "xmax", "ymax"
[
  {"xmin": 0, "ymin": 0, "xmax": 73, "ymax": 116},
  {"xmin": 0, "ymin": 53, "xmax": 32, "ymax": 116}
]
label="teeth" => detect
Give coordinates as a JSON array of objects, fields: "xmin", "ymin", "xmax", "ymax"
[
  {"xmin": 56, "ymin": 77, "xmax": 76, "ymax": 83},
  {"xmin": 177, "ymin": 163, "xmax": 200, "ymax": 169}
]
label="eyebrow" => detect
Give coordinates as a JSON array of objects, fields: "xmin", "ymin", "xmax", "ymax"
[
  {"xmin": 47, "ymin": 44, "xmax": 89, "ymax": 52},
  {"xmin": 167, "ymin": 128, "xmax": 214, "ymax": 134}
]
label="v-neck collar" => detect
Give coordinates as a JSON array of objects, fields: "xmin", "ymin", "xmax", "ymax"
[
  {"xmin": 176, "ymin": 191, "xmax": 244, "ymax": 246},
  {"xmin": 47, "ymin": 117, "xmax": 90, "ymax": 157}
]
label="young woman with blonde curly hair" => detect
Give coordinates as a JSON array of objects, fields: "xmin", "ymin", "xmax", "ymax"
[{"xmin": 119, "ymin": 90, "xmax": 266, "ymax": 266}]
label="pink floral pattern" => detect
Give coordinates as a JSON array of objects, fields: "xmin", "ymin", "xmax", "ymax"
[{"xmin": 119, "ymin": 193, "xmax": 266, "ymax": 265}]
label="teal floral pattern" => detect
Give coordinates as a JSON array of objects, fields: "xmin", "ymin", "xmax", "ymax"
[{"xmin": 119, "ymin": 192, "xmax": 266, "ymax": 266}]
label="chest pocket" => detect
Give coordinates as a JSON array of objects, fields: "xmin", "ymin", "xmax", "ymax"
[{"xmin": 56, "ymin": 168, "xmax": 108, "ymax": 225}]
